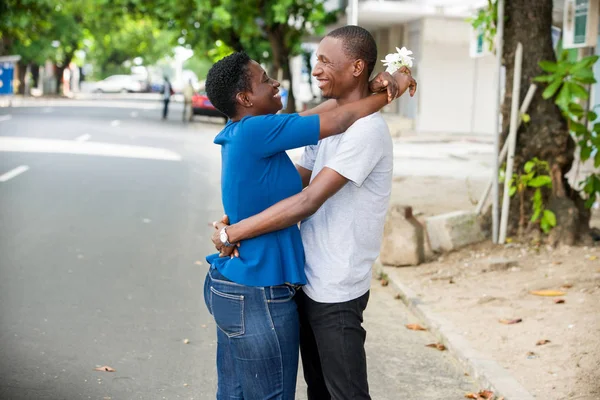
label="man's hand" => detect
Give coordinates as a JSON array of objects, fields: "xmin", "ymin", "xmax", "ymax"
[
  {"xmin": 211, "ymin": 215, "xmax": 239, "ymax": 258},
  {"xmin": 392, "ymin": 67, "xmax": 417, "ymax": 98}
]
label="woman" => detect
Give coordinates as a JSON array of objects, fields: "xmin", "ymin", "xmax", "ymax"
[{"xmin": 203, "ymin": 52, "xmax": 410, "ymax": 399}]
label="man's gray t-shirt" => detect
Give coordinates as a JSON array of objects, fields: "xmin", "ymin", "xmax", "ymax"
[{"xmin": 297, "ymin": 112, "xmax": 393, "ymax": 303}]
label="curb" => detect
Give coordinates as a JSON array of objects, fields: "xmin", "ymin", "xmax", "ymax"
[{"xmin": 377, "ymin": 263, "xmax": 535, "ymax": 400}]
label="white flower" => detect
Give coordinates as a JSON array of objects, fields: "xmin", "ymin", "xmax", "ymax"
[{"xmin": 381, "ymin": 46, "xmax": 414, "ymax": 73}]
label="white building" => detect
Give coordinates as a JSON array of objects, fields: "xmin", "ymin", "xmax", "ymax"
[{"xmin": 294, "ymin": 0, "xmax": 598, "ymax": 137}]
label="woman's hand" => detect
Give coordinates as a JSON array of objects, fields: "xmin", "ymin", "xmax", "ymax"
[{"xmin": 211, "ymin": 215, "xmax": 240, "ymax": 258}]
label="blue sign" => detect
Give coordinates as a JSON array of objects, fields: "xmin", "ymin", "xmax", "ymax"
[{"xmin": 0, "ymin": 62, "xmax": 15, "ymax": 95}]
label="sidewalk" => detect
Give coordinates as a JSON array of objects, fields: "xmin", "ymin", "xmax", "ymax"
[{"xmin": 295, "ymin": 279, "xmax": 479, "ymax": 400}]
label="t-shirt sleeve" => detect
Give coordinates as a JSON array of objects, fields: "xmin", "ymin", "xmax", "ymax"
[
  {"xmin": 241, "ymin": 114, "xmax": 320, "ymax": 158},
  {"xmin": 297, "ymin": 144, "xmax": 319, "ymax": 171},
  {"xmin": 325, "ymin": 120, "xmax": 386, "ymax": 187}
]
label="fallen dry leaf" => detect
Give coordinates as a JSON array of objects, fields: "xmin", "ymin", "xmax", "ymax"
[
  {"xmin": 94, "ymin": 366, "xmax": 115, "ymax": 372},
  {"xmin": 183, "ymin": 338, "xmax": 190, "ymax": 344},
  {"xmin": 561, "ymin": 283, "xmax": 573, "ymax": 289},
  {"xmin": 394, "ymin": 294, "xmax": 401, "ymax": 300},
  {"xmin": 551, "ymin": 261, "xmax": 562, "ymax": 265},
  {"xmin": 464, "ymin": 390, "xmax": 494, "ymax": 400},
  {"xmin": 499, "ymin": 318, "xmax": 522, "ymax": 325},
  {"xmin": 201, "ymin": 324, "xmax": 207, "ymax": 328},
  {"xmin": 587, "ymin": 255, "xmax": 597, "ymax": 261},
  {"xmin": 536, "ymin": 339, "xmax": 551, "ymax": 346},
  {"xmin": 530, "ymin": 290, "xmax": 566, "ymax": 297},
  {"xmin": 406, "ymin": 323, "xmax": 427, "ymax": 331},
  {"xmin": 426, "ymin": 343, "xmax": 446, "ymax": 351},
  {"xmin": 381, "ymin": 279, "xmax": 389, "ymax": 287},
  {"xmin": 194, "ymin": 261, "xmax": 203, "ymax": 266},
  {"xmin": 554, "ymin": 298, "xmax": 565, "ymax": 304}
]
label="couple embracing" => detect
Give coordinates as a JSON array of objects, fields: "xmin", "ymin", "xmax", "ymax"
[{"xmin": 203, "ymin": 25, "xmax": 417, "ymax": 399}]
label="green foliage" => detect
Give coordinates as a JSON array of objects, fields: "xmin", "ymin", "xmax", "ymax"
[
  {"xmin": 535, "ymin": 51, "xmax": 600, "ymax": 209},
  {"xmin": 160, "ymin": 0, "xmax": 340, "ymax": 63},
  {"xmin": 509, "ymin": 158, "xmax": 557, "ymax": 234},
  {"xmin": 467, "ymin": 0, "xmax": 498, "ymax": 53}
]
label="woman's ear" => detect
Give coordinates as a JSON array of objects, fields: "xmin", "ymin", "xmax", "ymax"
[
  {"xmin": 352, "ymin": 59, "xmax": 366, "ymax": 77},
  {"xmin": 235, "ymin": 92, "xmax": 253, "ymax": 108}
]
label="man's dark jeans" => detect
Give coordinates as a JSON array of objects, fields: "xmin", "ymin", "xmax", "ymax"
[{"xmin": 296, "ymin": 289, "xmax": 371, "ymax": 400}]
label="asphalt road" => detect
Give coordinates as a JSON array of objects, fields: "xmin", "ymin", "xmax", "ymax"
[{"xmin": 0, "ymin": 98, "xmax": 476, "ymax": 400}]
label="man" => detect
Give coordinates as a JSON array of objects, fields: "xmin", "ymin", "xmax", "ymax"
[
  {"xmin": 182, "ymin": 79, "xmax": 194, "ymax": 122},
  {"xmin": 162, "ymin": 76, "xmax": 172, "ymax": 120},
  {"xmin": 213, "ymin": 25, "xmax": 416, "ymax": 399}
]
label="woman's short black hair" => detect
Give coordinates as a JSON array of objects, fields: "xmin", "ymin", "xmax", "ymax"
[{"xmin": 205, "ymin": 52, "xmax": 253, "ymax": 118}]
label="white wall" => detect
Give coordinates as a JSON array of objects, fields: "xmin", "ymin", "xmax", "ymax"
[{"xmin": 417, "ymin": 17, "xmax": 496, "ymax": 135}]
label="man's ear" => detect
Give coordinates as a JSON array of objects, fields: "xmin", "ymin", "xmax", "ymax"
[
  {"xmin": 352, "ymin": 59, "xmax": 366, "ymax": 77},
  {"xmin": 235, "ymin": 92, "xmax": 253, "ymax": 108}
]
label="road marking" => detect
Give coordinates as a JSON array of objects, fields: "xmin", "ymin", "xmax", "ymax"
[
  {"xmin": 0, "ymin": 115, "xmax": 12, "ymax": 122},
  {"xmin": 0, "ymin": 137, "xmax": 182, "ymax": 161},
  {"xmin": 0, "ymin": 165, "xmax": 29, "ymax": 182},
  {"xmin": 75, "ymin": 134, "xmax": 91, "ymax": 142}
]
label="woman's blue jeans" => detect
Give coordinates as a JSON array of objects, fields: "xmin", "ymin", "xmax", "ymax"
[{"xmin": 204, "ymin": 267, "xmax": 300, "ymax": 399}]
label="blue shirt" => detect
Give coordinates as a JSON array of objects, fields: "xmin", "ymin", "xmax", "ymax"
[{"xmin": 206, "ymin": 113, "xmax": 320, "ymax": 287}]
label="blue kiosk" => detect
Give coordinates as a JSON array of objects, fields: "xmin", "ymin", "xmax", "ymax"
[{"xmin": 0, "ymin": 55, "xmax": 21, "ymax": 104}]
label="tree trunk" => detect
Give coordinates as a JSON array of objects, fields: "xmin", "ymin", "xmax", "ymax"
[
  {"xmin": 501, "ymin": 0, "xmax": 589, "ymax": 244},
  {"xmin": 268, "ymin": 27, "xmax": 296, "ymax": 113},
  {"xmin": 16, "ymin": 61, "xmax": 26, "ymax": 95},
  {"xmin": 31, "ymin": 64, "xmax": 40, "ymax": 89}
]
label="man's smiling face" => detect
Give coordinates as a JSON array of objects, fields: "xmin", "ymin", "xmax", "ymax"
[{"xmin": 312, "ymin": 36, "xmax": 359, "ymax": 99}]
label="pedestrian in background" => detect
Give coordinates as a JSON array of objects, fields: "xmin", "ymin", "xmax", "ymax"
[
  {"xmin": 162, "ymin": 76, "xmax": 173, "ymax": 120},
  {"xmin": 183, "ymin": 79, "xmax": 194, "ymax": 122}
]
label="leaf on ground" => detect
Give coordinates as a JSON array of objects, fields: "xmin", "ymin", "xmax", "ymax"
[
  {"xmin": 587, "ymin": 255, "xmax": 597, "ymax": 261},
  {"xmin": 499, "ymin": 318, "xmax": 522, "ymax": 325},
  {"xmin": 425, "ymin": 343, "xmax": 446, "ymax": 351},
  {"xmin": 465, "ymin": 390, "xmax": 494, "ymax": 400},
  {"xmin": 536, "ymin": 339, "xmax": 551, "ymax": 346},
  {"xmin": 381, "ymin": 279, "xmax": 389, "ymax": 287},
  {"xmin": 94, "ymin": 366, "xmax": 115, "ymax": 372},
  {"xmin": 194, "ymin": 261, "xmax": 203, "ymax": 265},
  {"xmin": 554, "ymin": 298, "xmax": 565, "ymax": 304},
  {"xmin": 530, "ymin": 290, "xmax": 566, "ymax": 297},
  {"xmin": 406, "ymin": 323, "xmax": 427, "ymax": 331},
  {"xmin": 561, "ymin": 283, "xmax": 573, "ymax": 289}
]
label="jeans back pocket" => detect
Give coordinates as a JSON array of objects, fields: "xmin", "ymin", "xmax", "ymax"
[{"xmin": 210, "ymin": 286, "xmax": 245, "ymax": 337}]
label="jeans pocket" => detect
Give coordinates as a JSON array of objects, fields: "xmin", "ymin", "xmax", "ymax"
[
  {"xmin": 267, "ymin": 285, "xmax": 296, "ymax": 303},
  {"xmin": 210, "ymin": 286, "xmax": 245, "ymax": 337},
  {"xmin": 203, "ymin": 272, "xmax": 212, "ymax": 315}
]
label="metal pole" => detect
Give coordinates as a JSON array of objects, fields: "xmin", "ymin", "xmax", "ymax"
[
  {"xmin": 348, "ymin": 0, "xmax": 358, "ymax": 25},
  {"xmin": 492, "ymin": 0, "xmax": 505, "ymax": 243},
  {"xmin": 499, "ymin": 42, "xmax": 523, "ymax": 244}
]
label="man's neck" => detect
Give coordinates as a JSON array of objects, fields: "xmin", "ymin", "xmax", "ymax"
[{"xmin": 335, "ymin": 81, "xmax": 370, "ymax": 106}]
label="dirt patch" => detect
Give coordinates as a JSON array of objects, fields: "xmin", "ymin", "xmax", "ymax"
[{"xmin": 388, "ymin": 177, "xmax": 600, "ymax": 399}]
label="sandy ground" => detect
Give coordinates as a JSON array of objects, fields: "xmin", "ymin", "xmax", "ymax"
[{"xmin": 389, "ymin": 177, "xmax": 600, "ymax": 400}]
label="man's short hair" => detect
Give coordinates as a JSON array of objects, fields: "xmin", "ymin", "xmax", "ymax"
[
  {"xmin": 326, "ymin": 25, "xmax": 378, "ymax": 79},
  {"xmin": 205, "ymin": 52, "xmax": 253, "ymax": 118}
]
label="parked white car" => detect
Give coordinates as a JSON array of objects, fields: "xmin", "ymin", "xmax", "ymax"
[{"xmin": 92, "ymin": 75, "xmax": 144, "ymax": 93}]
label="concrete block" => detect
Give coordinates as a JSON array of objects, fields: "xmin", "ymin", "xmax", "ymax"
[
  {"xmin": 426, "ymin": 211, "xmax": 486, "ymax": 253},
  {"xmin": 380, "ymin": 205, "xmax": 425, "ymax": 266}
]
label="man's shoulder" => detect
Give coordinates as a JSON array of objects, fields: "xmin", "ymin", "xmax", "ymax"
[{"xmin": 343, "ymin": 112, "xmax": 391, "ymax": 142}]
